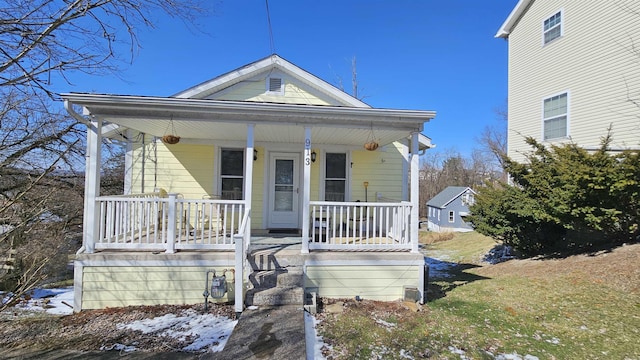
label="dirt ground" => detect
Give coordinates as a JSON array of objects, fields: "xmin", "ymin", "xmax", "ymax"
[{"xmin": 0, "ymin": 303, "xmax": 235, "ymax": 358}]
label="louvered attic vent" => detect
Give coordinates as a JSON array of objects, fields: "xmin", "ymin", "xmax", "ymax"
[{"xmin": 268, "ymin": 77, "xmax": 283, "ymax": 93}]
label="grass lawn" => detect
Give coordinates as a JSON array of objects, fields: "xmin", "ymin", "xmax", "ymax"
[{"xmin": 317, "ymin": 232, "xmax": 640, "ymax": 359}]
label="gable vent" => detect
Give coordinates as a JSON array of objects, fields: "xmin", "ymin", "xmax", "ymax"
[{"xmin": 268, "ymin": 77, "xmax": 283, "ymax": 93}]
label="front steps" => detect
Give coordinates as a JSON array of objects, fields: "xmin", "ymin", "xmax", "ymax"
[{"xmin": 246, "ymin": 246, "xmax": 305, "ymax": 306}]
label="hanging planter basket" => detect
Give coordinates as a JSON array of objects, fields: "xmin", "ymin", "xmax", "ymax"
[
  {"xmin": 364, "ymin": 141, "xmax": 379, "ymax": 151},
  {"xmin": 364, "ymin": 123, "xmax": 379, "ymax": 151},
  {"xmin": 162, "ymin": 134, "xmax": 181, "ymax": 144},
  {"xmin": 162, "ymin": 115, "xmax": 180, "ymax": 144}
]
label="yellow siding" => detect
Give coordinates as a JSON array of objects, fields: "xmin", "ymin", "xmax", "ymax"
[
  {"xmin": 130, "ymin": 140, "xmax": 215, "ymax": 197},
  {"xmin": 82, "ymin": 266, "xmax": 238, "ymax": 309},
  {"xmin": 351, "ymin": 143, "xmax": 404, "ymax": 201},
  {"xmin": 210, "ymin": 78, "xmax": 339, "ymax": 105},
  {"xmin": 251, "ymin": 146, "xmax": 265, "ymax": 226},
  {"xmin": 508, "ymin": 1, "xmax": 640, "ymax": 162},
  {"xmin": 305, "ymin": 265, "xmax": 420, "ymax": 301}
]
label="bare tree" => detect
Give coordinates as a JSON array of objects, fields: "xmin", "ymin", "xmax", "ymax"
[
  {"xmin": 0, "ymin": 0, "xmax": 209, "ymax": 307},
  {"xmin": 0, "ymin": 0, "xmax": 207, "ymax": 97},
  {"xmin": 477, "ymin": 100, "xmax": 508, "ymax": 179}
]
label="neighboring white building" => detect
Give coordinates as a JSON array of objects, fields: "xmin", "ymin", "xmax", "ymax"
[{"xmin": 497, "ymin": 1, "xmax": 640, "ymax": 162}]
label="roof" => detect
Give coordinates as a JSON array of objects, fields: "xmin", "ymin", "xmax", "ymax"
[
  {"xmin": 62, "ymin": 54, "xmax": 436, "ymax": 148},
  {"xmin": 426, "ymin": 186, "xmax": 475, "ymax": 208},
  {"xmin": 495, "ymin": 0, "xmax": 534, "ymax": 38},
  {"xmin": 173, "ymin": 54, "xmax": 370, "ymax": 108}
]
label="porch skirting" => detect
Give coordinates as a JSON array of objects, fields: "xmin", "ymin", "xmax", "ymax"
[
  {"xmin": 304, "ymin": 252, "xmax": 426, "ymax": 302},
  {"xmin": 74, "ymin": 252, "xmax": 238, "ymax": 310}
]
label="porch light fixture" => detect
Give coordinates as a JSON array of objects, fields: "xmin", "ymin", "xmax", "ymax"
[
  {"xmin": 311, "ymin": 150, "xmax": 317, "ymax": 163},
  {"xmin": 253, "ymin": 149, "xmax": 258, "ymax": 161}
]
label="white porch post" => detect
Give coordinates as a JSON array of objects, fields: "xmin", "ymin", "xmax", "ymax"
[
  {"xmin": 165, "ymin": 193, "xmax": 177, "ymax": 254},
  {"xmin": 244, "ymin": 124, "xmax": 255, "ymax": 248},
  {"xmin": 410, "ymin": 132, "xmax": 420, "ymax": 254},
  {"xmin": 301, "ymin": 126, "xmax": 311, "ymax": 254},
  {"xmin": 82, "ymin": 119, "xmax": 102, "ymax": 254}
]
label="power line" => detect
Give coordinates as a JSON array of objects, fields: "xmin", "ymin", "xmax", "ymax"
[{"xmin": 265, "ymin": 0, "xmax": 276, "ymax": 54}]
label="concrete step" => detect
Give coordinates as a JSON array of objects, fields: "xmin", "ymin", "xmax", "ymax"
[
  {"xmin": 248, "ymin": 247, "xmax": 305, "ymax": 271},
  {"xmin": 250, "ymin": 268, "xmax": 304, "ymax": 288},
  {"xmin": 247, "ymin": 286, "xmax": 305, "ymax": 306}
]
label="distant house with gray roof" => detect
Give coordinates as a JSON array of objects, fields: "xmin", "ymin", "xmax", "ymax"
[{"xmin": 426, "ymin": 186, "xmax": 475, "ymax": 232}]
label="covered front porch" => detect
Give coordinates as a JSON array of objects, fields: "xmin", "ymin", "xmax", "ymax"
[{"xmin": 63, "ymin": 93, "xmax": 434, "ymax": 312}]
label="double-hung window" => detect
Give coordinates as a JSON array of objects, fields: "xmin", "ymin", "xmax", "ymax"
[
  {"xmin": 543, "ymin": 11, "xmax": 562, "ymax": 44},
  {"xmin": 220, "ymin": 149, "xmax": 244, "ymax": 200},
  {"xmin": 324, "ymin": 153, "xmax": 346, "ymax": 201},
  {"xmin": 543, "ymin": 93, "xmax": 568, "ymax": 140},
  {"xmin": 448, "ymin": 211, "xmax": 455, "ymax": 223}
]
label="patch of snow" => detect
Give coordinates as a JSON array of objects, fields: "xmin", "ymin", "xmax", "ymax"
[
  {"xmin": 545, "ymin": 337, "xmax": 560, "ymax": 345},
  {"xmin": 399, "ymin": 349, "xmax": 415, "ymax": 359},
  {"xmin": 448, "ymin": 346, "xmax": 470, "ymax": 360},
  {"xmin": 120, "ymin": 309, "xmax": 237, "ymax": 352},
  {"xmin": 15, "ymin": 287, "xmax": 74, "ymax": 315},
  {"xmin": 305, "ymin": 311, "xmax": 326, "ymax": 360},
  {"xmin": 425, "ymin": 257, "xmax": 456, "ymax": 278},
  {"xmin": 100, "ymin": 343, "xmax": 137, "ymax": 352},
  {"xmin": 483, "ymin": 244, "xmax": 516, "ymax": 264},
  {"xmin": 247, "ymin": 305, "xmax": 259, "ymax": 310}
]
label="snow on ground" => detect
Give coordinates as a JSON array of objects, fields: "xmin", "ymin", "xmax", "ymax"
[
  {"xmin": 304, "ymin": 311, "xmax": 327, "ymax": 360},
  {"xmin": 10, "ymin": 287, "xmax": 75, "ymax": 315},
  {"xmin": 424, "ymin": 251, "xmax": 457, "ymax": 278},
  {"xmin": 119, "ymin": 309, "xmax": 238, "ymax": 352}
]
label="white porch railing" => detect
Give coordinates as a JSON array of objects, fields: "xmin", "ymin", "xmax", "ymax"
[
  {"xmin": 95, "ymin": 194, "xmax": 245, "ymax": 252},
  {"xmin": 309, "ymin": 201, "xmax": 413, "ymax": 250}
]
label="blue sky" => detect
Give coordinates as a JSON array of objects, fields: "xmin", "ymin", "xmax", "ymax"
[{"xmin": 59, "ymin": 0, "xmax": 516, "ymax": 158}]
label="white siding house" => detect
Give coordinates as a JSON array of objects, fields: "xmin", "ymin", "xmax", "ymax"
[{"xmin": 497, "ymin": 0, "xmax": 640, "ymax": 162}]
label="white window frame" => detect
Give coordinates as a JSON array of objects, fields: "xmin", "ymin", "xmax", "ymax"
[
  {"xmin": 320, "ymin": 151, "xmax": 350, "ymax": 202},
  {"xmin": 542, "ymin": 91, "xmax": 570, "ymax": 141},
  {"xmin": 448, "ymin": 211, "xmax": 455, "ymax": 223},
  {"xmin": 219, "ymin": 148, "xmax": 245, "ymax": 200},
  {"xmin": 542, "ymin": 9, "xmax": 563, "ymax": 45}
]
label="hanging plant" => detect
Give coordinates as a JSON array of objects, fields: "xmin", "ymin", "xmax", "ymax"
[
  {"xmin": 162, "ymin": 115, "xmax": 180, "ymax": 144},
  {"xmin": 364, "ymin": 141, "xmax": 379, "ymax": 151},
  {"xmin": 364, "ymin": 122, "xmax": 379, "ymax": 151}
]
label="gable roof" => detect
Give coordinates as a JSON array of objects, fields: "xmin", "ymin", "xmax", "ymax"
[
  {"xmin": 426, "ymin": 186, "xmax": 475, "ymax": 208},
  {"xmin": 495, "ymin": 0, "xmax": 534, "ymax": 38},
  {"xmin": 173, "ymin": 54, "xmax": 370, "ymax": 108}
]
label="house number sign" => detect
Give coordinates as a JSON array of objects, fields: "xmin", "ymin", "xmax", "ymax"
[{"xmin": 305, "ymin": 138, "xmax": 311, "ymax": 166}]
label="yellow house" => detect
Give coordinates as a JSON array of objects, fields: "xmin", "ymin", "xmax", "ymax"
[{"xmin": 62, "ymin": 55, "xmax": 436, "ymax": 313}]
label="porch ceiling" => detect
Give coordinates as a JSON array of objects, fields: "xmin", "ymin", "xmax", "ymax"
[{"xmin": 63, "ymin": 93, "xmax": 436, "ymax": 147}]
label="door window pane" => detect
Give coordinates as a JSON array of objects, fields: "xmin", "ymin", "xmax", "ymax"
[{"xmin": 274, "ymin": 159, "xmax": 294, "ymax": 211}]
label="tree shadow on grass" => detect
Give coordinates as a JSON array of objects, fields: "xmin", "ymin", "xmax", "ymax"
[{"xmin": 424, "ymin": 258, "xmax": 491, "ymax": 302}]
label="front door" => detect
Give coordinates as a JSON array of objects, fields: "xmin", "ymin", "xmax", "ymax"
[{"xmin": 268, "ymin": 152, "xmax": 300, "ymax": 229}]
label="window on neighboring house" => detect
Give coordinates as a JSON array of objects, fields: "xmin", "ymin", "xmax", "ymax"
[
  {"xmin": 325, "ymin": 153, "xmax": 346, "ymax": 201},
  {"xmin": 543, "ymin": 93, "xmax": 568, "ymax": 140},
  {"xmin": 449, "ymin": 211, "xmax": 455, "ymax": 223},
  {"xmin": 220, "ymin": 149, "xmax": 244, "ymax": 200},
  {"xmin": 267, "ymin": 77, "xmax": 283, "ymax": 94},
  {"xmin": 461, "ymin": 193, "xmax": 475, "ymax": 206},
  {"xmin": 543, "ymin": 11, "xmax": 562, "ymax": 44}
]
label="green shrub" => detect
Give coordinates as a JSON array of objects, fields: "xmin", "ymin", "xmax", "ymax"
[{"xmin": 469, "ymin": 135, "xmax": 640, "ymax": 256}]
